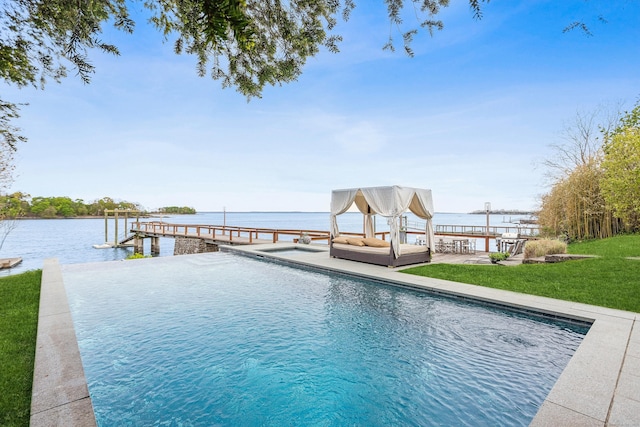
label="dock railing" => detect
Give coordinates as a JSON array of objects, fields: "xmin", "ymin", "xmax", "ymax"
[
  {"xmin": 433, "ymin": 224, "xmax": 540, "ymax": 237},
  {"xmin": 131, "ymin": 221, "xmax": 333, "ymax": 244}
]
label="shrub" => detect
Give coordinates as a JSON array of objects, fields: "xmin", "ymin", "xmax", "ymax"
[
  {"xmin": 489, "ymin": 252, "xmax": 509, "ymax": 263},
  {"xmin": 126, "ymin": 253, "xmax": 151, "ymax": 260},
  {"xmin": 524, "ymin": 239, "xmax": 567, "ymax": 259}
]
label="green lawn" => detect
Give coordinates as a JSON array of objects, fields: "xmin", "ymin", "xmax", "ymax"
[
  {"xmin": 0, "ymin": 270, "xmax": 41, "ymax": 427},
  {"xmin": 402, "ymin": 234, "xmax": 640, "ymax": 313}
]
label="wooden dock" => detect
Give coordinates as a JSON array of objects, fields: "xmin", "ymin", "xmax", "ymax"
[
  {"xmin": 124, "ymin": 221, "xmax": 540, "ymax": 255},
  {"xmin": 128, "ymin": 222, "xmax": 332, "ymax": 254},
  {"xmin": 131, "ymin": 221, "xmax": 332, "ymax": 244},
  {"xmin": 0, "ymin": 257, "xmax": 22, "ymax": 269},
  {"xmin": 432, "ymin": 224, "xmax": 539, "ymax": 252},
  {"xmin": 433, "ymin": 224, "xmax": 539, "ymax": 238}
]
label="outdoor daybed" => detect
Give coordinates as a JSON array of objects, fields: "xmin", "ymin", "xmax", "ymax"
[{"xmin": 330, "ymin": 186, "xmax": 435, "ymax": 267}]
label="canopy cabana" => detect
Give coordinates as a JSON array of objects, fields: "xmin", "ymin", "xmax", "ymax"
[{"xmin": 330, "ymin": 186, "xmax": 435, "ymax": 266}]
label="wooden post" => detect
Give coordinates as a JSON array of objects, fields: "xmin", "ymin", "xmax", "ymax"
[
  {"xmin": 114, "ymin": 210, "xmax": 119, "ymax": 247},
  {"xmin": 134, "ymin": 235, "xmax": 144, "ymax": 255},
  {"xmin": 124, "ymin": 211, "xmax": 128, "ymax": 241},
  {"xmin": 485, "ymin": 202, "xmax": 491, "ymax": 252},
  {"xmin": 104, "ymin": 211, "xmax": 108, "ymax": 243},
  {"xmin": 151, "ymin": 237, "xmax": 160, "ymax": 255}
]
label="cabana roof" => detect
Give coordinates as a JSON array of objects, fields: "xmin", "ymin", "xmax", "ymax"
[{"xmin": 330, "ymin": 185, "xmax": 435, "ymax": 257}]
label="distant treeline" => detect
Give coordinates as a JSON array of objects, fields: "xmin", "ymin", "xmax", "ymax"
[
  {"xmin": 0, "ymin": 193, "xmax": 196, "ymax": 218},
  {"xmin": 157, "ymin": 206, "xmax": 197, "ymax": 214},
  {"xmin": 469, "ymin": 209, "xmax": 536, "ymax": 215}
]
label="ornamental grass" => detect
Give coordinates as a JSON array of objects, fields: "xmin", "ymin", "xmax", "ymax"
[{"xmin": 523, "ymin": 238, "xmax": 567, "ymax": 259}]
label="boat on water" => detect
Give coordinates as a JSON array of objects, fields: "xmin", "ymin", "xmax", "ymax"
[
  {"xmin": 93, "ymin": 240, "xmax": 135, "ymax": 249},
  {"xmin": 92, "ymin": 243, "xmax": 114, "ymax": 249}
]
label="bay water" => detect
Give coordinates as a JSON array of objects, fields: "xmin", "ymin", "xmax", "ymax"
[{"xmin": 0, "ymin": 212, "xmax": 532, "ymax": 276}]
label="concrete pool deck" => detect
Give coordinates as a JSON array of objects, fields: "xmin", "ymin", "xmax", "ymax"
[{"xmin": 31, "ymin": 246, "xmax": 639, "ymax": 426}]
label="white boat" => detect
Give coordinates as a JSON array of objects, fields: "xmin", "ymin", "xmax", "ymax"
[{"xmin": 92, "ymin": 243, "xmax": 114, "ymax": 249}]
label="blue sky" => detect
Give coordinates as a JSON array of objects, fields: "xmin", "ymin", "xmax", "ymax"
[{"xmin": 5, "ymin": 0, "xmax": 640, "ymax": 212}]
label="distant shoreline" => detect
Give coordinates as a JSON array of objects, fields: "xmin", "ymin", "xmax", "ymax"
[
  {"xmin": 10, "ymin": 211, "xmax": 537, "ymax": 220},
  {"xmin": 14, "ymin": 214, "xmax": 157, "ymax": 220},
  {"xmin": 468, "ymin": 210, "xmax": 536, "ymax": 215},
  {"xmin": 12, "ymin": 212, "xmax": 202, "ymax": 220}
]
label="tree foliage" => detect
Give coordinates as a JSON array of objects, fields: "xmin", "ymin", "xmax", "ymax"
[
  {"xmin": 538, "ymin": 160, "xmax": 622, "ymax": 240},
  {"xmin": 0, "ymin": 0, "xmax": 617, "ymax": 150},
  {"xmin": 1, "ymin": 0, "xmax": 486, "ymax": 145},
  {"xmin": 0, "ymin": 193, "xmax": 143, "ymax": 218},
  {"xmin": 158, "ymin": 206, "xmax": 196, "ymax": 214},
  {"xmin": 601, "ymin": 103, "xmax": 640, "ymax": 231},
  {"xmin": 0, "ymin": 191, "xmax": 26, "ymax": 253},
  {"xmin": 538, "ymin": 101, "xmax": 639, "ymax": 240},
  {"xmin": 1, "ymin": 0, "xmax": 135, "ymax": 145},
  {"xmin": 0, "ymin": 0, "xmax": 482, "ymax": 102},
  {"xmin": 541, "ymin": 105, "xmax": 622, "ymax": 182},
  {"xmin": 0, "ymin": 194, "xmax": 201, "ymax": 218}
]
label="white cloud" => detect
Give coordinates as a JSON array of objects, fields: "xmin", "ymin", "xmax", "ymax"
[{"xmin": 333, "ymin": 120, "xmax": 387, "ymax": 154}]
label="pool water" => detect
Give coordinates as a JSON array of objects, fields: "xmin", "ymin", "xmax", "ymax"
[{"xmin": 63, "ymin": 253, "xmax": 588, "ymax": 426}]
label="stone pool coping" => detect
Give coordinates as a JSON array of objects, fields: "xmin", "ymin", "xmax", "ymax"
[
  {"xmin": 31, "ymin": 248, "xmax": 639, "ymax": 426},
  {"xmin": 30, "ymin": 259, "xmax": 96, "ymax": 426}
]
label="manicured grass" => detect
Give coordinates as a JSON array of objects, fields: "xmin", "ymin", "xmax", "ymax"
[
  {"xmin": 402, "ymin": 235, "xmax": 640, "ymax": 313},
  {"xmin": 0, "ymin": 270, "xmax": 41, "ymax": 427},
  {"xmin": 567, "ymin": 234, "xmax": 640, "ymax": 258}
]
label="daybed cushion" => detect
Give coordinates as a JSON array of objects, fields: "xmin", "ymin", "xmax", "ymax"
[
  {"xmin": 332, "ymin": 243, "xmax": 389, "ymax": 254},
  {"xmin": 332, "ymin": 242, "xmax": 428, "ymax": 255},
  {"xmin": 346, "ymin": 237, "xmax": 366, "ymax": 246},
  {"xmin": 332, "ymin": 236, "xmax": 351, "ymax": 244},
  {"xmin": 362, "ymin": 237, "xmax": 390, "ymax": 248}
]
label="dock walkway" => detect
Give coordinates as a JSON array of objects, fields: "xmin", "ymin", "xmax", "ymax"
[
  {"xmin": 130, "ymin": 221, "xmax": 330, "ymax": 246},
  {"xmin": 0, "ymin": 257, "xmax": 22, "ymax": 269}
]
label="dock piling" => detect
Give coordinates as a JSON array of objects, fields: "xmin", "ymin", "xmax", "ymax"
[
  {"xmin": 134, "ymin": 235, "xmax": 144, "ymax": 255},
  {"xmin": 151, "ymin": 237, "xmax": 160, "ymax": 255}
]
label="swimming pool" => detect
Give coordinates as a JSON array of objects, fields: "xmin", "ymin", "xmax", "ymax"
[{"xmin": 63, "ymin": 252, "xmax": 588, "ymax": 426}]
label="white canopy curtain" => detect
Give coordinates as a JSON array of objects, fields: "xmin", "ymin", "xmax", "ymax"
[{"xmin": 330, "ymin": 186, "xmax": 435, "ymax": 258}]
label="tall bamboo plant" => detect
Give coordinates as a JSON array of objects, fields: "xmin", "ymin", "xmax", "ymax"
[
  {"xmin": 538, "ymin": 102, "xmax": 637, "ymax": 241},
  {"xmin": 539, "ymin": 159, "xmax": 624, "ymax": 240}
]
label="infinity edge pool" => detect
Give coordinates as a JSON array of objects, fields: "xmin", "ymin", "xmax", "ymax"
[{"xmin": 30, "ymin": 245, "xmax": 639, "ymax": 426}]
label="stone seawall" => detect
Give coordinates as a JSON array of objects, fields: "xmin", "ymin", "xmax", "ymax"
[{"xmin": 173, "ymin": 237, "xmax": 219, "ymax": 255}]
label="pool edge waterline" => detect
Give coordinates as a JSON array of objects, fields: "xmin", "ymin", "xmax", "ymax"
[{"xmin": 32, "ymin": 249, "xmax": 639, "ymax": 426}]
